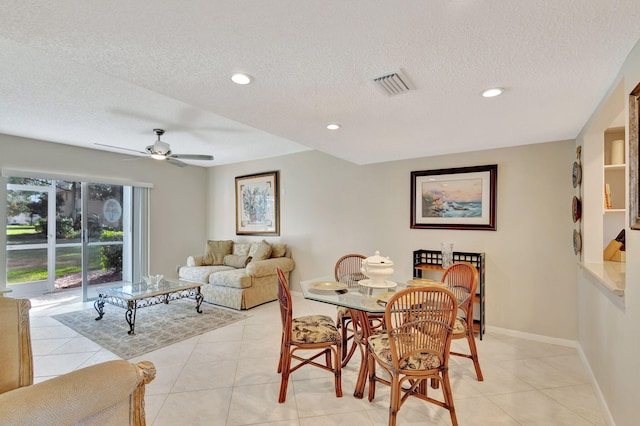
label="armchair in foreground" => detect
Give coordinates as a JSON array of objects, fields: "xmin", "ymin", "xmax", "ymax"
[{"xmin": 0, "ymin": 297, "xmax": 156, "ymax": 426}]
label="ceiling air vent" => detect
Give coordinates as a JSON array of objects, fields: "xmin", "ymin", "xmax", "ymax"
[{"xmin": 372, "ymin": 69, "xmax": 413, "ymax": 96}]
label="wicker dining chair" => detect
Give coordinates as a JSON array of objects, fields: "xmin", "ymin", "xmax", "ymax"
[
  {"xmin": 334, "ymin": 254, "xmax": 367, "ymax": 362},
  {"xmin": 367, "ymin": 286, "xmax": 459, "ymax": 426},
  {"xmin": 442, "ymin": 261, "xmax": 484, "ymax": 381},
  {"xmin": 276, "ymin": 267, "xmax": 342, "ymax": 403}
]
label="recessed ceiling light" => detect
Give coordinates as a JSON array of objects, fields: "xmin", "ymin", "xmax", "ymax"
[
  {"xmin": 482, "ymin": 87, "xmax": 504, "ymax": 98},
  {"xmin": 327, "ymin": 124, "xmax": 340, "ymax": 130},
  {"xmin": 231, "ymin": 73, "xmax": 253, "ymax": 85}
]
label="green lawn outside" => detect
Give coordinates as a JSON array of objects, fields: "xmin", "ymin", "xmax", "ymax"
[
  {"xmin": 7, "ymin": 246, "xmax": 105, "ymax": 284},
  {"xmin": 6, "ymin": 224, "xmax": 121, "ymax": 285},
  {"xmin": 6, "ymin": 225, "xmax": 47, "ymax": 245},
  {"xmin": 6, "ymin": 225, "xmax": 38, "ymax": 235}
]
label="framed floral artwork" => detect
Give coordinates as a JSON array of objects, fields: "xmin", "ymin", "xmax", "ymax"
[
  {"xmin": 235, "ymin": 171, "xmax": 280, "ymax": 235},
  {"xmin": 410, "ymin": 164, "xmax": 498, "ymax": 230}
]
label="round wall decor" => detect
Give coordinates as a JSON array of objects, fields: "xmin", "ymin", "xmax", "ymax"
[
  {"xmin": 573, "ymin": 229, "xmax": 582, "ymax": 254},
  {"xmin": 573, "ymin": 146, "xmax": 582, "ymax": 188},
  {"xmin": 572, "ymin": 161, "xmax": 582, "ymax": 188},
  {"xmin": 572, "ymin": 196, "xmax": 582, "ymax": 222}
]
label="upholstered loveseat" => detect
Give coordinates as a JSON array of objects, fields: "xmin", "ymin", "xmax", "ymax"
[{"xmin": 178, "ymin": 240, "xmax": 294, "ymax": 310}]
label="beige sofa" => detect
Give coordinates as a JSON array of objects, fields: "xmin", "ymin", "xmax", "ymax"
[{"xmin": 178, "ymin": 240, "xmax": 295, "ymax": 310}]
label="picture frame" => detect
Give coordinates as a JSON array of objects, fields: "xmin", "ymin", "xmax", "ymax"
[
  {"xmin": 410, "ymin": 164, "xmax": 497, "ymax": 230},
  {"xmin": 235, "ymin": 171, "xmax": 280, "ymax": 235},
  {"xmin": 629, "ymin": 81, "xmax": 640, "ymax": 230}
]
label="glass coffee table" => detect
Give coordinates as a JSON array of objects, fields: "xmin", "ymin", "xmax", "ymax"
[{"xmin": 94, "ymin": 279, "xmax": 203, "ymax": 335}]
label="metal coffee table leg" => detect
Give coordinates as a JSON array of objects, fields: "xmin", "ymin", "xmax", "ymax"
[
  {"xmin": 94, "ymin": 295, "xmax": 105, "ymax": 320},
  {"xmin": 125, "ymin": 301, "xmax": 137, "ymax": 335},
  {"xmin": 195, "ymin": 287, "xmax": 203, "ymax": 313}
]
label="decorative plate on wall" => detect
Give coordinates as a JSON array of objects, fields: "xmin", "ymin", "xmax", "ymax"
[
  {"xmin": 572, "ymin": 196, "xmax": 582, "ymax": 222},
  {"xmin": 573, "ymin": 229, "xmax": 582, "ymax": 254},
  {"xmin": 573, "ymin": 161, "xmax": 582, "ymax": 188},
  {"xmin": 573, "ymin": 146, "xmax": 582, "ymax": 188}
]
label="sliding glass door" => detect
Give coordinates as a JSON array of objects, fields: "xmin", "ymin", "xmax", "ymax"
[{"xmin": 6, "ymin": 178, "xmax": 136, "ymax": 299}]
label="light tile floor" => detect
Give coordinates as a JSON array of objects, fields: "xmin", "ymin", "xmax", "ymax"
[{"xmin": 26, "ymin": 289, "xmax": 607, "ymax": 425}]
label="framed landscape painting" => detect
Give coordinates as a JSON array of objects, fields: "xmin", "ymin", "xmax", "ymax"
[
  {"xmin": 411, "ymin": 164, "xmax": 497, "ymax": 230},
  {"xmin": 236, "ymin": 171, "xmax": 280, "ymax": 235}
]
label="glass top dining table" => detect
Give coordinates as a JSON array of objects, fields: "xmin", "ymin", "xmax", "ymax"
[
  {"xmin": 300, "ymin": 275, "xmax": 469, "ymax": 313},
  {"xmin": 300, "ymin": 275, "xmax": 469, "ymax": 398}
]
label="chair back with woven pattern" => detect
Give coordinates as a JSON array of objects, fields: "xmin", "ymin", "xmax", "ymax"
[
  {"xmin": 384, "ymin": 287, "xmax": 458, "ymax": 372},
  {"xmin": 441, "ymin": 261, "xmax": 483, "ymax": 383},
  {"xmin": 276, "ymin": 267, "xmax": 293, "ymax": 343},
  {"xmin": 334, "ymin": 254, "xmax": 367, "ymax": 287},
  {"xmin": 441, "ymin": 262, "xmax": 478, "ymax": 315}
]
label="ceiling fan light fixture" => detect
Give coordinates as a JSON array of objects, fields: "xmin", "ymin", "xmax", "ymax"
[
  {"xmin": 482, "ymin": 87, "xmax": 504, "ymax": 98},
  {"xmin": 231, "ymin": 73, "xmax": 253, "ymax": 85},
  {"xmin": 153, "ymin": 140, "xmax": 171, "ymax": 155},
  {"xmin": 97, "ymin": 129, "xmax": 214, "ymax": 167}
]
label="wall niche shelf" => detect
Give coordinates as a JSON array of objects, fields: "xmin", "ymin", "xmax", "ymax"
[{"xmin": 579, "ymin": 80, "xmax": 626, "ymax": 298}]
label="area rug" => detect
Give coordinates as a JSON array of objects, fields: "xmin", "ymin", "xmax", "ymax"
[{"xmin": 52, "ymin": 299, "xmax": 248, "ymax": 359}]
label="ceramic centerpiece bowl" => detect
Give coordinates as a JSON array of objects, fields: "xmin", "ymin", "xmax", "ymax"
[{"xmin": 360, "ymin": 250, "xmax": 394, "ymax": 285}]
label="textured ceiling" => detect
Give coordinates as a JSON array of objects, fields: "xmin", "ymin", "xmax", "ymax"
[{"xmin": 1, "ymin": 1, "xmax": 640, "ymax": 167}]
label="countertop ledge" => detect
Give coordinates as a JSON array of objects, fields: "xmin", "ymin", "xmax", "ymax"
[{"xmin": 580, "ymin": 261, "xmax": 625, "ymax": 297}]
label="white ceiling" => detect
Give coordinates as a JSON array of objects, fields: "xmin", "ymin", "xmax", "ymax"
[{"xmin": 1, "ymin": 1, "xmax": 640, "ymax": 167}]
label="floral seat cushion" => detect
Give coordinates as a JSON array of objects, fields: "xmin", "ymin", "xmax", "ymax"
[
  {"xmin": 453, "ymin": 317, "xmax": 467, "ymax": 335},
  {"xmin": 368, "ymin": 334, "xmax": 442, "ymax": 370},
  {"xmin": 292, "ymin": 315, "xmax": 340, "ymax": 344},
  {"xmin": 336, "ymin": 306, "xmax": 350, "ymax": 319}
]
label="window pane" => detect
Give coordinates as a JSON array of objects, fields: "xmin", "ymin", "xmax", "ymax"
[
  {"xmin": 55, "ymin": 181, "xmax": 82, "ymax": 244},
  {"xmin": 6, "ymin": 248, "xmax": 47, "ymax": 284},
  {"xmin": 6, "ymin": 190, "xmax": 48, "ymax": 245},
  {"xmin": 55, "ymin": 246, "xmax": 82, "ymax": 290},
  {"xmin": 88, "ymin": 244, "xmax": 123, "ymax": 285}
]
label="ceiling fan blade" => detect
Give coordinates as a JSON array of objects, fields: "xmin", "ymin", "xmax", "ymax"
[
  {"xmin": 166, "ymin": 158, "xmax": 188, "ymax": 167},
  {"xmin": 170, "ymin": 154, "xmax": 214, "ymax": 161},
  {"xmin": 95, "ymin": 143, "xmax": 147, "ymax": 155}
]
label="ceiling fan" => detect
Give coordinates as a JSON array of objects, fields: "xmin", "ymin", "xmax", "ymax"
[{"xmin": 96, "ymin": 129, "xmax": 214, "ymax": 167}]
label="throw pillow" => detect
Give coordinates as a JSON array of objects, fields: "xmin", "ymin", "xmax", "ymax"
[
  {"xmin": 203, "ymin": 240, "xmax": 234, "ymax": 265},
  {"xmin": 271, "ymin": 243, "xmax": 287, "ymax": 258},
  {"xmin": 233, "ymin": 243, "xmax": 251, "ymax": 256},
  {"xmin": 248, "ymin": 240, "xmax": 272, "ymax": 261},
  {"xmin": 223, "ymin": 254, "xmax": 252, "ymax": 269}
]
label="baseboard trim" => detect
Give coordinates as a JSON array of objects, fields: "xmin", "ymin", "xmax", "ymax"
[
  {"xmin": 485, "ymin": 325, "xmax": 578, "ymax": 348},
  {"xmin": 575, "ymin": 345, "xmax": 616, "ymax": 426}
]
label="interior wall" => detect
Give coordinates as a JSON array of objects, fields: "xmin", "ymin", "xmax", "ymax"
[
  {"xmin": 208, "ymin": 139, "xmax": 577, "ymax": 340},
  {"xmin": 576, "ymin": 38, "xmax": 640, "ymax": 426},
  {"xmin": 0, "ymin": 133, "xmax": 208, "ymax": 284}
]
